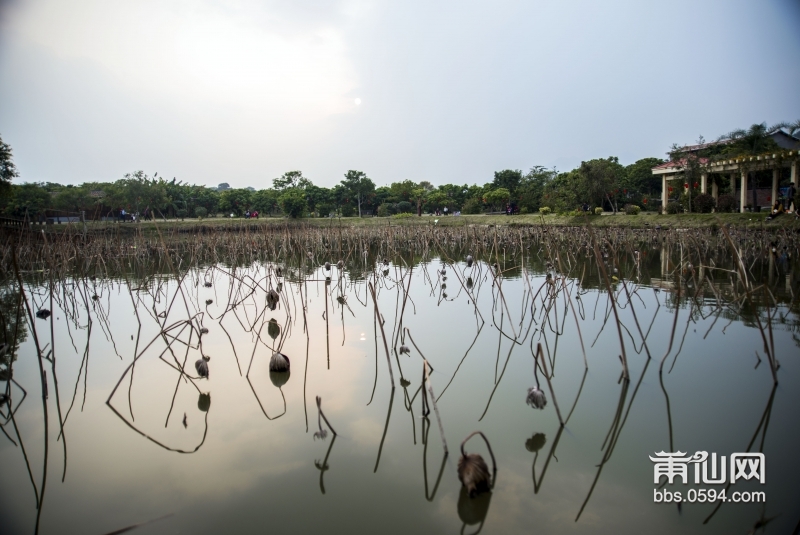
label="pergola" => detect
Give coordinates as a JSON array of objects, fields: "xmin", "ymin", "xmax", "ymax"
[{"xmin": 652, "ymin": 151, "xmax": 799, "ymax": 212}]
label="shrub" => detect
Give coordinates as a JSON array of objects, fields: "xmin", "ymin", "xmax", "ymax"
[
  {"xmin": 624, "ymin": 204, "xmax": 641, "ymax": 215},
  {"xmin": 194, "ymin": 206, "xmax": 208, "ymax": 219},
  {"xmin": 176, "ymin": 208, "xmax": 188, "ymax": 219},
  {"xmin": 666, "ymin": 202, "xmax": 682, "ymax": 214},
  {"xmin": 377, "ymin": 203, "xmax": 391, "ymax": 217},
  {"xmin": 716, "ymin": 195, "xmax": 737, "ymax": 213},
  {"xmin": 692, "ymin": 193, "xmax": 715, "ymax": 213},
  {"xmin": 463, "ymin": 198, "xmax": 483, "ymax": 214},
  {"xmin": 520, "ymin": 207, "xmax": 529, "ymax": 214},
  {"xmin": 340, "ymin": 205, "xmax": 355, "ymax": 217},
  {"xmin": 539, "ymin": 206, "xmax": 552, "ymax": 215},
  {"xmin": 594, "ymin": 207, "xmax": 604, "ymax": 215},
  {"xmin": 397, "ymin": 201, "xmax": 413, "ymax": 213},
  {"xmin": 568, "ymin": 209, "xmax": 582, "ymax": 217}
]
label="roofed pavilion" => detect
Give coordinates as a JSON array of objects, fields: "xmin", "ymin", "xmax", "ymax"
[{"xmin": 652, "ymin": 131, "xmax": 800, "ymax": 212}]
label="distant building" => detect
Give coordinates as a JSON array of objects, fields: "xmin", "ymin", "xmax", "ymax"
[{"xmin": 652, "ymin": 130, "xmax": 800, "ymax": 212}]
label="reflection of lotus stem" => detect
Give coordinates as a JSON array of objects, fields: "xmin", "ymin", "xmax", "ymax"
[
  {"xmin": 316, "ymin": 396, "xmax": 337, "ymax": 435},
  {"xmin": 658, "ymin": 283, "xmax": 681, "ymax": 372},
  {"xmin": 422, "ymin": 360, "xmax": 448, "ymax": 456},
  {"xmin": 535, "ymin": 343, "xmax": 564, "ymax": 426},
  {"xmin": 368, "ymin": 282, "xmax": 395, "ymax": 388}
]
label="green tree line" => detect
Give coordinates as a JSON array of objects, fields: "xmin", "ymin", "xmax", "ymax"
[{"xmin": 1, "ymin": 120, "xmax": 796, "ymax": 219}]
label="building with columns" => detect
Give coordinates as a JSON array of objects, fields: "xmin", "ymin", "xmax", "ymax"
[{"xmin": 652, "ymin": 131, "xmax": 800, "ymax": 212}]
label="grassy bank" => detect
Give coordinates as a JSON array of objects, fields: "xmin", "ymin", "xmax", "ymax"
[{"xmin": 28, "ymin": 210, "xmax": 800, "ymax": 236}]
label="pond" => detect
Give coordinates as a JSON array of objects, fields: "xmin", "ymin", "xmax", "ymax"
[{"xmin": 0, "ymin": 225, "xmax": 798, "ymax": 534}]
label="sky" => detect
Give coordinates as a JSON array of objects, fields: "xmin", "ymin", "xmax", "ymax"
[{"xmin": 1, "ymin": 0, "xmax": 799, "ymax": 190}]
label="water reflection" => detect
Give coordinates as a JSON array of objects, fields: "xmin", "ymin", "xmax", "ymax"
[{"xmin": 1, "ymin": 226, "xmax": 799, "ymax": 534}]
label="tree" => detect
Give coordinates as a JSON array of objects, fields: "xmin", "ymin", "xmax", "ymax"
[
  {"xmin": 425, "ymin": 191, "xmax": 448, "ymax": 212},
  {"xmin": 492, "ymin": 169, "xmax": 523, "ymax": 196},
  {"xmin": 251, "ymin": 189, "xmax": 279, "ymax": 216},
  {"xmin": 218, "ymin": 188, "xmax": 252, "ymax": 216},
  {"xmin": 217, "ymin": 183, "xmax": 231, "ymax": 191},
  {"xmin": 341, "ymin": 170, "xmax": 375, "ymax": 217},
  {"xmin": 2, "ymin": 183, "xmax": 51, "ymax": 218},
  {"xmin": 273, "ymin": 171, "xmax": 310, "ymax": 191},
  {"xmin": 577, "ymin": 157, "xmax": 625, "ymax": 213},
  {"xmin": 517, "ymin": 166, "xmax": 556, "ymax": 212},
  {"xmin": 389, "ymin": 180, "xmax": 417, "ymax": 202},
  {"xmin": 304, "ymin": 184, "xmax": 331, "ymax": 215},
  {"xmin": 542, "ymin": 170, "xmax": 580, "ymax": 212},
  {"xmin": 484, "ymin": 188, "xmax": 511, "ymax": 211},
  {"xmin": 279, "ymin": 188, "xmax": 308, "ymax": 218},
  {"xmin": 411, "ymin": 188, "xmax": 428, "ymax": 216},
  {"xmin": 0, "ymin": 135, "xmax": 19, "ymax": 195},
  {"xmin": 624, "ymin": 158, "xmax": 664, "ymax": 196},
  {"xmin": 716, "ymin": 122, "xmax": 783, "ymax": 156}
]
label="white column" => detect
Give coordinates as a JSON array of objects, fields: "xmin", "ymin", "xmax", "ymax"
[
  {"xmin": 730, "ymin": 173, "xmax": 736, "ymax": 198},
  {"xmin": 701, "ymin": 172, "xmax": 707, "ymax": 194},
  {"xmin": 772, "ymin": 168, "xmax": 779, "ymax": 208},
  {"xmin": 792, "ymin": 160, "xmax": 798, "ymax": 188},
  {"xmin": 662, "ymin": 175, "xmax": 668, "ymax": 211},
  {"xmin": 711, "ymin": 179, "xmax": 718, "ymax": 200},
  {"xmin": 740, "ymin": 170, "xmax": 747, "ymax": 213}
]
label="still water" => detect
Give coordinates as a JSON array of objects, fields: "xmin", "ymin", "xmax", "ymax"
[{"xmin": 1, "ymin": 254, "xmax": 798, "ymax": 535}]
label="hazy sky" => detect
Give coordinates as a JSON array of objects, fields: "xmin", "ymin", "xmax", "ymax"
[{"xmin": 1, "ymin": 0, "xmax": 799, "ymax": 189}]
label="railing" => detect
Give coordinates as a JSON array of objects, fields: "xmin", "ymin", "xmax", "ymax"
[{"xmin": 0, "ymin": 216, "xmax": 28, "ymax": 230}]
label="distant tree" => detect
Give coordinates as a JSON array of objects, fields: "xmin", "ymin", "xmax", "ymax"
[
  {"xmin": 715, "ymin": 122, "xmax": 784, "ymax": 156},
  {"xmin": 304, "ymin": 184, "xmax": 331, "ymax": 215},
  {"xmin": 0, "ymin": 135, "xmax": 19, "ymax": 195},
  {"xmin": 411, "ymin": 187, "xmax": 428, "ymax": 216},
  {"xmin": 577, "ymin": 157, "xmax": 625, "ymax": 213},
  {"xmin": 279, "ymin": 188, "xmax": 308, "ymax": 218},
  {"xmin": 217, "ymin": 183, "xmax": 231, "ymax": 191},
  {"xmin": 2, "ymin": 183, "xmax": 51, "ymax": 218},
  {"xmin": 252, "ymin": 189, "xmax": 280, "ymax": 216},
  {"xmin": 542, "ymin": 171, "xmax": 581, "ymax": 212},
  {"xmin": 190, "ymin": 186, "xmax": 220, "ymax": 216},
  {"xmin": 492, "ymin": 169, "xmax": 523, "ymax": 196},
  {"xmin": 273, "ymin": 171, "xmax": 310, "ymax": 191},
  {"xmin": 389, "ymin": 180, "xmax": 417, "ymax": 202},
  {"xmin": 624, "ymin": 158, "xmax": 664, "ymax": 196},
  {"xmin": 517, "ymin": 166, "xmax": 556, "ymax": 213},
  {"xmin": 425, "ymin": 191, "xmax": 448, "ymax": 212},
  {"xmin": 218, "ymin": 188, "xmax": 252, "ymax": 216},
  {"xmin": 484, "ymin": 188, "xmax": 511, "ymax": 211},
  {"xmin": 341, "ymin": 170, "xmax": 375, "ymax": 217}
]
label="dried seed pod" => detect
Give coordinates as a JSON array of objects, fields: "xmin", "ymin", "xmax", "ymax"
[
  {"xmin": 526, "ymin": 386, "xmax": 547, "ymax": 409},
  {"xmin": 269, "ymin": 351, "xmax": 290, "ymax": 373},
  {"xmin": 458, "ymin": 431, "xmax": 497, "ymax": 498},
  {"xmin": 198, "ymin": 393, "xmax": 211, "ymax": 412},
  {"xmin": 267, "ymin": 318, "xmax": 280, "ymax": 340},
  {"xmin": 195, "ymin": 356, "xmax": 210, "ymax": 378}
]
